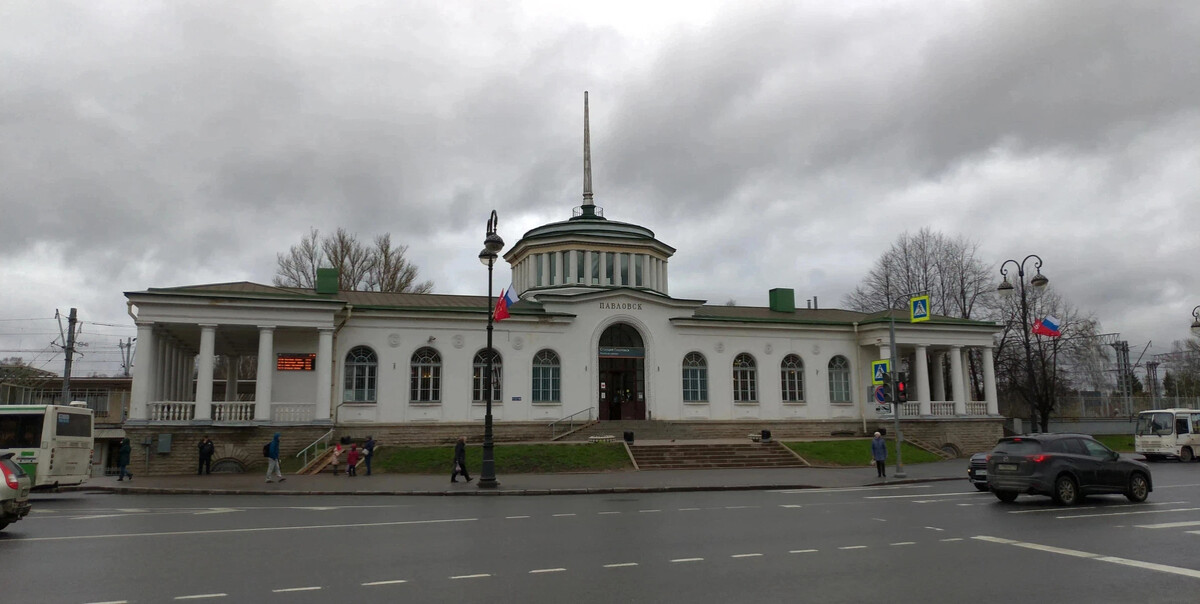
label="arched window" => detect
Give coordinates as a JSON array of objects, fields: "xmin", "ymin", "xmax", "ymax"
[
  {"xmin": 732, "ymin": 353, "xmax": 758, "ymax": 403},
  {"xmin": 781, "ymin": 354, "xmax": 804, "ymax": 402},
  {"xmin": 682, "ymin": 352, "xmax": 708, "ymax": 402},
  {"xmin": 410, "ymin": 347, "xmax": 441, "ymax": 403},
  {"xmin": 532, "ymin": 349, "xmax": 561, "ymax": 403},
  {"xmin": 828, "ymin": 355, "xmax": 851, "ymax": 404},
  {"xmin": 344, "ymin": 346, "xmax": 377, "ymax": 403},
  {"xmin": 472, "ymin": 349, "xmax": 502, "ymax": 404}
]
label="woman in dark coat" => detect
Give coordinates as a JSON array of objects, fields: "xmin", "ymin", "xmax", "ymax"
[{"xmin": 117, "ymin": 437, "xmax": 133, "ymax": 481}]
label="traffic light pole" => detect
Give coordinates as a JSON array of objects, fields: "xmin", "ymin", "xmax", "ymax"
[{"xmin": 888, "ymin": 313, "xmax": 906, "ymax": 478}]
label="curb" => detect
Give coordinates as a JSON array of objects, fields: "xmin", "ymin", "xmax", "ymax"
[{"xmin": 62, "ymin": 476, "xmax": 964, "ymax": 497}]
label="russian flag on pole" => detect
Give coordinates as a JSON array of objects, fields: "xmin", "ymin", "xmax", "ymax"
[
  {"xmin": 1032, "ymin": 315, "xmax": 1061, "ymax": 337},
  {"xmin": 493, "ymin": 285, "xmax": 519, "ymax": 321}
]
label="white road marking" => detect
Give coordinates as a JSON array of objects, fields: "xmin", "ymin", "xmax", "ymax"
[
  {"xmin": 552, "ymin": 513, "xmax": 576, "ymax": 517},
  {"xmin": 925, "ymin": 526, "xmax": 945, "ymax": 531},
  {"xmin": 639, "ymin": 509, "xmax": 662, "ymax": 513},
  {"xmin": 598, "ymin": 511, "xmax": 621, "ymax": 515},
  {"xmin": 174, "ymin": 594, "xmax": 226, "ymax": 600},
  {"xmin": 1135, "ymin": 520, "xmax": 1200, "ymax": 529},
  {"xmin": 725, "ymin": 505, "xmax": 758, "ymax": 509},
  {"xmin": 116, "ymin": 508, "xmax": 148, "ymax": 513},
  {"xmin": 772, "ymin": 485, "xmax": 930, "ymax": 494},
  {"xmin": 362, "ymin": 580, "xmax": 408, "ymax": 586},
  {"xmin": 780, "ymin": 504, "xmax": 803, "ymax": 508},
  {"xmin": 1156, "ymin": 483, "xmax": 1200, "ymax": 489},
  {"xmin": 450, "ymin": 574, "xmax": 491, "ymax": 579},
  {"xmin": 1008, "ymin": 501, "xmax": 1185, "ymax": 514},
  {"xmin": 872, "ymin": 518, "xmax": 887, "ymax": 522},
  {"xmin": 272, "ymin": 587, "xmax": 320, "ymax": 593},
  {"xmin": 1057, "ymin": 507, "xmax": 1200, "ymax": 520},
  {"xmin": 529, "ymin": 568, "xmax": 566, "ymax": 573},
  {"xmin": 604, "ymin": 563, "xmax": 638, "ymax": 568},
  {"xmin": 1188, "ymin": 531, "xmax": 1200, "ymax": 536},
  {"xmin": 85, "ymin": 601, "xmax": 129, "ymax": 604},
  {"xmin": 505, "ymin": 516, "xmax": 530, "ymax": 519},
  {"xmin": 974, "ymin": 535, "xmax": 1200, "ymax": 579},
  {"xmin": 940, "ymin": 538, "xmax": 964, "ymax": 542},
  {"xmin": 790, "ymin": 549, "xmax": 818, "ymax": 553},
  {"xmin": 731, "ymin": 553, "xmax": 763, "ymax": 558},
  {"xmin": 890, "ymin": 542, "xmax": 916, "ymax": 546},
  {"xmin": 868, "ymin": 492, "xmax": 980, "ymax": 500},
  {"xmin": 678, "ymin": 507, "xmax": 701, "ymax": 511},
  {"xmin": 671, "ymin": 558, "xmax": 704, "ymax": 563},
  {"xmin": 839, "ymin": 546, "xmax": 867, "ymax": 550},
  {"xmin": 8, "ymin": 517, "xmax": 477, "ymax": 542},
  {"xmin": 194, "ymin": 508, "xmax": 239, "ymax": 515}
]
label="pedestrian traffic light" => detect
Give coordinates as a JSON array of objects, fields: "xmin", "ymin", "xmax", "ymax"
[
  {"xmin": 881, "ymin": 372, "xmax": 893, "ymax": 403},
  {"xmin": 896, "ymin": 372, "xmax": 908, "ymax": 403}
]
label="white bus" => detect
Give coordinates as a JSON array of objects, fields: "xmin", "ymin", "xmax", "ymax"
[
  {"xmin": 1135, "ymin": 408, "xmax": 1200, "ymax": 462},
  {"xmin": 0, "ymin": 404, "xmax": 94, "ymax": 488}
]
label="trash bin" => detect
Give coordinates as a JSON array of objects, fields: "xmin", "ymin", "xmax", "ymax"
[
  {"xmin": 623, "ymin": 431, "xmax": 634, "ymax": 444},
  {"xmin": 761, "ymin": 429, "xmax": 772, "ymax": 442}
]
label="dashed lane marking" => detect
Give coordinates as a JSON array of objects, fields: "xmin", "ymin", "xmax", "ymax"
[
  {"xmin": 790, "ymin": 549, "xmax": 818, "ymax": 554},
  {"xmin": 505, "ymin": 516, "xmax": 530, "ymax": 519},
  {"xmin": 731, "ymin": 553, "xmax": 763, "ymax": 558},
  {"xmin": 940, "ymin": 538, "xmax": 964, "ymax": 542},
  {"xmin": 7, "ymin": 517, "xmax": 478, "ymax": 542},
  {"xmin": 867, "ymin": 492, "xmax": 981, "ymax": 500},
  {"xmin": 1134, "ymin": 520, "xmax": 1200, "ymax": 529},
  {"xmin": 598, "ymin": 511, "xmax": 621, "ymax": 515},
  {"xmin": 639, "ymin": 509, "xmax": 662, "ymax": 513},
  {"xmin": 552, "ymin": 513, "xmax": 576, "ymax": 517},
  {"xmin": 361, "ymin": 580, "xmax": 408, "ymax": 586},
  {"xmin": 890, "ymin": 542, "xmax": 916, "ymax": 546},
  {"xmin": 771, "ymin": 485, "xmax": 931, "ymax": 494},
  {"xmin": 450, "ymin": 574, "xmax": 491, "ymax": 580},
  {"xmin": 671, "ymin": 558, "xmax": 704, "ymax": 563},
  {"xmin": 724, "ymin": 505, "xmax": 758, "ymax": 509},
  {"xmin": 84, "ymin": 601, "xmax": 128, "ymax": 604},
  {"xmin": 838, "ymin": 546, "xmax": 867, "ymax": 550},
  {"xmin": 1057, "ymin": 507, "xmax": 1200, "ymax": 520},
  {"xmin": 973, "ymin": 535, "xmax": 1200, "ymax": 580},
  {"xmin": 678, "ymin": 507, "xmax": 701, "ymax": 511},
  {"xmin": 924, "ymin": 526, "xmax": 945, "ymax": 531},
  {"xmin": 174, "ymin": 594, "xmax": 226, "ymax": 600},
  {"xmin": 272, "ymin": 587, "xmax": 320, "ymax": 593},
  {"xmin": 529, "ymin": 568, "xmax": 566, "ymax": 574},
  {"xmin": 780, "ymin": 504, "xmax": 803, "ymax": 508},
  {"xmin": 604, "ymin": 563, "xmax": 638, "ymax": 568},
  {"xmin": 1008, "ymin": 501, "xmax": 1185, "ymax": 514}
]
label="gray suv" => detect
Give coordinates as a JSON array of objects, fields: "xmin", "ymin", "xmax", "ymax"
[
  {"xmin": 1, "ymin": 452, "xmax": 32, "ymax": 531},
  {"xmin": 986, "ymin": 434, "xmax": 1152, "ymax": 505}
]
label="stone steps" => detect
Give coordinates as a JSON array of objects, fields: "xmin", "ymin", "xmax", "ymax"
[{"xmin": 629, "ymin": 442, "xmax": 806, "ymax": 470}]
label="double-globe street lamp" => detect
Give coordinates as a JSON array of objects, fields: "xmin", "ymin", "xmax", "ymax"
[
  {"xmin": 998, "ymin": 255, "xmax": 1049, "ymax": 432},
  {"xmin": 477, "ymin": 210, "xmax": 504, "ymax": 489}
]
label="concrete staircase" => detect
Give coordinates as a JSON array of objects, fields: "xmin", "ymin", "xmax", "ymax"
[
  {"xmin": 558, "ymin": 420, "xmax": 691, "ymax": 442},
  {"xmin": 629, "ymin": 441, "xmax": 807, "ymax": 470}
]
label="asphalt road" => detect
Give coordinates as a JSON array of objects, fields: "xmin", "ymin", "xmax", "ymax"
[{"xmin": 6, "ymin": 463, "xmax": 1200, "ymax": 604}]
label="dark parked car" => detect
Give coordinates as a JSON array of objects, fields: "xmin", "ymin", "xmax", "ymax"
[
  {"xmin": 986, "ymin": 434, "xmax": 1152, "ymax": 505},
  {"xmin": 967, "ymin": 452, "xmax": 989, "ymax": 491},
  {"xmin": 1, "ymin": 452, "xmax": 33, "ymax": 531}
]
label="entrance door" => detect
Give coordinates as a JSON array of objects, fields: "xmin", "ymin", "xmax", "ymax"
[{"xmin": 598, "ymin": 323, "xmax": 646, "ymax": 420}]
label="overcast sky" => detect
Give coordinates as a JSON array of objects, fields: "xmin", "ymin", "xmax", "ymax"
[{"xmin": 2, "ymin": 0, "xmax": 1197, "ymax": 378}]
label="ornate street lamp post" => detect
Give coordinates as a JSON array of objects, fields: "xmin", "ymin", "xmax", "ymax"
[
  {"xmin": 477, "ymin": 210, "xmax": 504, "ymax": 489},
  {"xmin": 998, "ymin": 255, "xmax": 1049, "ymax": 432},
  {"xmin": 1191, "ymin": 305, "xmax": 1200, "ymax": 338}
]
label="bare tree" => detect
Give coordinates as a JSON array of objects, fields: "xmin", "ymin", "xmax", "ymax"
[{"xmin": 273, "ymin": 228, "xmax": 434, "ymax": 293}]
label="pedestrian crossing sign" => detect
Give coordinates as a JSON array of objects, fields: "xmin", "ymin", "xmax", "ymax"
[
  {"xmin": 871, "ymin": 360, "xmax": 891, "ymax": 385},
  {"xmin": 910, "ymin": 295, "xmax": 930, "ymax": 323}
]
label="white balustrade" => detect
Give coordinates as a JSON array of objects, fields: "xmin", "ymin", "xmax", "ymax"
[
  {"xmin": 901, "ymin": 403, "xmax": 920, "ymax": 417},
  {"xmin": 931, "ymin": 402, "xmax": 956, "ymax": 417},
  {"xmin": 212, "ymin": 402, "xmax": 256, "ymax": 422},
  {"xmin": 271, "ymin": 403, "xmax": 316, "ymax": 423},
  {"xmin": 147, "ymin": 402, "xmax": 195, "ymax": 421},
  {"xmin": 965, "ymin": 402, "xmax": 988, "ymax": 416}
]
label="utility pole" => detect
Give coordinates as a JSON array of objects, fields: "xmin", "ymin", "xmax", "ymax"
[
  {"xmin": 60, "ymin": 307, "xmax": 78, "ymax": 403},
  {"xmin": 119, "ymin": 337, "xmax": 134, "ymax": 377}
]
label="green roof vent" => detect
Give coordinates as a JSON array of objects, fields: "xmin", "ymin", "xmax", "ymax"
[
  {"xmin": 316, "ymin": 268, "xmax": 339, "ymax": 295},
  {"xmin": 768, "ymin": 288, "xmax": 795, "ymax": 313}
]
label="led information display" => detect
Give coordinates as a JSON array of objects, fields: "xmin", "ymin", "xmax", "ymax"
[{"xmin": 276, "ymin": 353, "xmax": 317, "ymax": 371}]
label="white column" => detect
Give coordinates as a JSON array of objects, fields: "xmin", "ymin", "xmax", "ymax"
[
  {"xmin": 539, "ymin": 253, "xmax": 547, "ymax": 286},
  {"xmin": 949, "ymin": 345, "xmax": 965, "ymax": 414},
  {"xmin": 961, "ymin": 348, "xmax": 973, "ymax": 404},
  {"xmin": 315, "ymin": 328, "xmax": 333, "ymax": 421},
  {"xmin": 584, "ymin": 251, "xmax": 593, "ymax": 285},
  {"xmin": 130, "ymin": 322, "xmax": 156, "ymax": 419},
  {"xmin": 173, "ymin": 346, "xmax": 184, "ymax": 401},
  {"xmin": 567, "ymin": 250, "xmax": 577, "ymax": 284},
  {"xmin": 614, "ymin": 253, "xmax": 623, "ymax": 286},
  {"xmin": 186, "ymin": 354, "xmax": 197, "ymax": 401},
  {"xmin": 225, "ymin": 355, "xmax": 239, "ymax": 402},
  {"xmin": 255, "ymin": 326, "xmax": 275, "ymax": 422},
  {"xmin": 154, "ymin": 339, "xmax": 167, "ymax": 401},
  {"xmin": 983, "ymin": 346, "xmax": 998, "ymax": 415},
  {"xmin": 914, "ymin": 344, "xmax": 930, "ymax": 416},
  {"xmin": 660, "ymin": 261, "xmax": 668, "ymax": 294},
  {"xmin": 932, "ymin": 351, "xmax": 946, "ymax": 401},
  {"xmin": 599, "ymin": 252, "xmax": 608, "ymax": 285},
  {"xmin": 642, "ymin": 255, "xmax": 650, "ymax": 288},
  {"xmin": 558, "ymin": 251, "xmax": 566, "ymax": 285},
  {"xmin": 194, "ymin": 324, "xmax": 216, "ymax": 420}
]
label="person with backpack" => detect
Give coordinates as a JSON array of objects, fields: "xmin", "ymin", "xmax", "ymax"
[
  {"xmin": 265, "ymin": 433, "xmax": 285, "ymax": 483},
  {"xmin": 362, "ymin": 436, "xmax": 376, "ymax": 476},
  {"xmin": 198, "ymin": 436, "xmax": 215, "ymax": 475}
]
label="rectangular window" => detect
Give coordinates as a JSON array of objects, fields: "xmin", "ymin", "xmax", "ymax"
[
  {"xmin": 590, "ymin": 252, "xmax": 600, "ymax": 284},
  {"xmin": 536, "ymin": 254, "xmax": 544, "ymax": 286},
  {"xmin": 548, "ymin": 252, "xmax": 557, "ymax": 285},
  {"xmin": 682, "ymin": 367, "xmax": 708, "ymax": 402},
  {"xmin": 532, "ymin": 367, "xmax": 561, "ymax": 402},
  {"xmin": 733, "ymin": 369, "xmax": 758, "ymax": 402},
  {"xmin": 634, "ymin": 255, "xmax": 644, "ymax": 287},
  {"xmin": 576, "ymin": 251, "xmax": 585, "ymax": 283},
  {"xmin": 605, "ymin": 252, "xmax": 615, "ymax": 285},
  {"xmin": 620, "ymin": 254, "xmax": 629, "ymax": 285}
]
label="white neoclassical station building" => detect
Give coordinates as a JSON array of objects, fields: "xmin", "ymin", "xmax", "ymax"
[{"xmin": 122, "ymin": 98, "xmax": 1003, "ymax": 470}]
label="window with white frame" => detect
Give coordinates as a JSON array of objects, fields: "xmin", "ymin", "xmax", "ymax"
[
  {"xmin": 531, "ymin": 349, "xmax": 561, "ymax": 403},
  {"xmin": 781, "ymin": 354, "xmax": 804, "ymax": 402},
  {"xmin": 732, "ymin": 353, "xmax": 758, "ymax": 403},
  {"xmin": 410, "ymin": 347, "xmax": 441, "ymax": 403},
  {"xmin": 828, "ymin": 355, "xmax": 851, "ymax": 404},
  {"xmin": 344, "ymin": 346, "xmax": 377, "ymax": 403},
  {"xmin": 682, "ymin": 352, "xmax": 708, "ymax": 402},
  {"xmin": 472, "ymin": 349, "xmax": 502, "ymax": 404}
]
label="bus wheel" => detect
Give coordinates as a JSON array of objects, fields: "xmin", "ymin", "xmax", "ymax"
[{"xmin": 1181, "ymin": 448, "xmax": 1194, "ymax": 462}]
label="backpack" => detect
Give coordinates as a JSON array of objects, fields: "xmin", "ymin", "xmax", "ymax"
[{"xmin": 263, "ymin": 442, "xmax": 272, "ymax": 458}]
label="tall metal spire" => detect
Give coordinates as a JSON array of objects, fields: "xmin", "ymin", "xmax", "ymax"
[{"xmin": 582, "ymin": 91, "xmax": 593, "ymax": 206}]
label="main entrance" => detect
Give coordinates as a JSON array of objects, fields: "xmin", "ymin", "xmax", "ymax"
[{"xmin": 598, "ymin": 323, "xmax": 646, "ymax": 420}]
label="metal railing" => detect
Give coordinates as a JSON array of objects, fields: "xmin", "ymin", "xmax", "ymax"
[
  {"xmin": 549, "ymin": 408, "xmax": 594, "ymax": 438},
  {"xmin": 296, "ymin": 428, "xmax": 335, "ymax": 469}
]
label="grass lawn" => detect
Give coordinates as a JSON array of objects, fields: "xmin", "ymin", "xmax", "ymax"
[
  {"xmin": 1092, "ymin": 434, "xmax": 1134, "ymax": 452},
  {"xmin": 373, "ymin": 442, "xmax": 633, "ymax": 474},
  {"xmin": 784, "ymin": 439, "xmax": 945, "ymax": 466}
]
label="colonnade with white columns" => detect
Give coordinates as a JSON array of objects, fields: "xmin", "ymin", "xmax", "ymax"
[
  {"xmin": 875, "ymin": 343, "xmax": 999, "ymax": 416},
  {"xmin": 129, "ymin": 322, "xmax": 332, "ymax": 424},
  {"xmin": 513, "ymin": 249, "xmax": 669, "ymax": 296}
]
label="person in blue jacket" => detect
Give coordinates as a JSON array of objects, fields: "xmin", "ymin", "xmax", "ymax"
[
  {"xmin": 265, "ymin": 433, "xmax": 285, "ymax": 483},
  {"xmin": 871, "ymin": 431, "xmax": 888, "ymax": 478}
]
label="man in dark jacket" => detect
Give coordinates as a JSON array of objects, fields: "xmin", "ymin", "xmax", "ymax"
[
  {"xmin": 117, "ymin": 437, "xmax": 133, "ymax": 481},
  {"xmin": 363, "ymin": 435, "xmax": 376, "ymax": 476},
  {"xmin": 451, "ymin": 435, "xmax": 471, "ymax": 483},
  {"xmin": 265, "ymin": 433, "xmax": 285, "ymax": 483},
  {"xmin": 198, "ymin": 436, "xmax": 215, "ymax": 475}
]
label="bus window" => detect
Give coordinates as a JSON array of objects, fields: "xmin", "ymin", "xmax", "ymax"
[
  {"xmin": 1178, "ymin": 418, "xmax": 1191, "ymax": 435},
  {"xmin": 56, "ymin": 412, "xmax": 92, "ymax": 438},
  {"xmin": 1137, "ymin": 412, "xmax": 1174, "ymax": 436},
  {"xmin": 0, "ymin": 416, "xmax": 44, "ymax": 448}
]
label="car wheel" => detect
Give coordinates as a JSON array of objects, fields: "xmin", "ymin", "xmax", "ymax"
[
  {"xmin": 974, "ymin": 483, "xmax": 990, "ymax": 492},
  {"xmin": 1053, "ymin": 475, "xmax": 1080, "ymax": 505},
  {"xmin": 1181, "ymin": 448, "xmax": 1195, "ymax": 463},
  {"xmin": 1126, "ymin": 472, "xmax": 1150, "ymax": 503},
  {"xmin": 994, "ymin": 490, "xmax": 1018, "ymax": 503}
]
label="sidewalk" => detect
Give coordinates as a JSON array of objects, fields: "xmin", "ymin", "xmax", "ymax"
[{"xmin": 73, "ymin": 459, "xmax": 968, "ymax": 496}]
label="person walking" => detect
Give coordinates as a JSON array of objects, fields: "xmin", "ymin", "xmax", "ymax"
[
  {"xmin": 198, "ymin": 436, "xmax": 215, "ymax": 475},
  {"xmin": 363, "ymin": 435, "xmax": 376, "ymax": 476},
  {"xmin": 346, "ymin": 444, "xmax": 359, "ymax": 477},
  {"xmin": 870, "ymin": 431, "xmax": 888, "ymax": 478},
  {"xmin": 265, "ymin": 433, "xmax": 285, "ymax": 483},
  {"xmin": 116, "ymin": 437, "xmax": 133, "ymax": 481},
  {"xmin": 451, "ymin": 435, "xmax": 471, "ymax": 483},
  {"xmin": 329, "ymin": 442, "xmax": 342, "ymax": 475}
]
